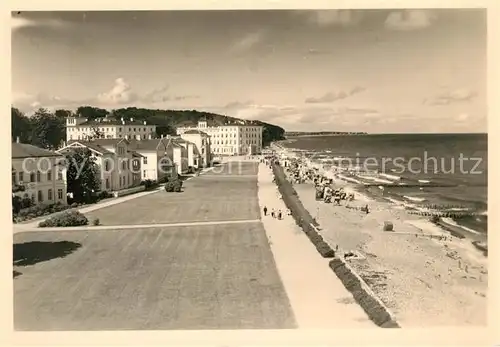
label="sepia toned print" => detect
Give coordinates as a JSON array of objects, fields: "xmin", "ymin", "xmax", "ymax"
[{"xmin": 11, "ymin": 9, "xmax": 487, "ymax": 330}]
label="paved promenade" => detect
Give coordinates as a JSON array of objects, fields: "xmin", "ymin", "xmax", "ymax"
[
  {"xmin": 257, "ymin": 163, "xmax": 374, "ymax": 328},
  {"xmin": 14, "ymin": 161, "xmax": 296, "ymax": 330}
]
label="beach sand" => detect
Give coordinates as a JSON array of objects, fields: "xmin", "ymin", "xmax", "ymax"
[
  {"xmin": 257, "ymin": 163, "xmax": 374, "ymax": 328},
  {"xmin": 293, "ymin": 180, "xmax": 488, "ymax": 327}
]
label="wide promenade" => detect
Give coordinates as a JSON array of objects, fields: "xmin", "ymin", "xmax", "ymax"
[{"xmin": 14, "ymin": 160, "xmax": 296, "ymax": 330}]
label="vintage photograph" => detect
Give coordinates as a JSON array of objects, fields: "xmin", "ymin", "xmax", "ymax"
[{"xmin": 11, "ymin": 9, "xmax": 487, "ymax": 330}]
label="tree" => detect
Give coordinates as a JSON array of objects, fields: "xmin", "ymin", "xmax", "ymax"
[
  {"xmin": 55, "ymin": 109, "xmax": 73, "ymax": 119},
  {"xmin": 64, "ymin": 148, "xmax": 101, "ymax": 203},
  {"xmin": 11, "ymin": 107, "xmax": 32, "ymax": 143},
  {"xmin": 30, "ymin": 108, "xmax": 66, "ymax": 149},
  {"xmin": 88, "ymin": 125, "xmax": 105, "ymax": 140},
  {"xmin": 76, "ymin": 106, "xmax": 109, "ymax": 120}
]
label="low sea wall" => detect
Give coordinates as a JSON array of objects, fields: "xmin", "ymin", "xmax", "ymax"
[
  {"xmin": 271, "ymin": 161, "xmax": 400, "ymax": 328},
  {"xmin": 329, "ymin": 257, "xmax": 400, "ymax": 328},
  {"xmin": 271, "ymin": 163, "xmax": 335, "ymax": 258}
]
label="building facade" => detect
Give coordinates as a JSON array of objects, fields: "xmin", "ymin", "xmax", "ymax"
[
  {"xmin": 176, "ymin": 120, "xmax": 263, "ymax": 156},
  {"xmin": 127, "ymin": 138, "xmax": 178, "ymax": 181},
  {"xmin": 66, "ymin": 116, "xmax": 157, "ymax": 141},
  {"xmin": 57, "ymin": 139, "xmax": 143, "ymax": 192},
  {"xmin": 12, "ymin": 142, "xmax": 68, "ymax": 206},
  {"xmin": 179, "ymin": 130, "xmax": 211, "ymax": 167}
]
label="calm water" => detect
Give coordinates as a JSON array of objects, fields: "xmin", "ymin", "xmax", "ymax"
[{"xmin": 282, "ymin": 133, "xmax": 488, "ymax": 233}]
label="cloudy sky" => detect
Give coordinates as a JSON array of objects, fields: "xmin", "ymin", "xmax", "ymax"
[{"xmin": 11, "ymin": 9, "xmax": 486, "ymax": 132}]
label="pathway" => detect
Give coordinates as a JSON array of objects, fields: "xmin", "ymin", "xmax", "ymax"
[
  {"xmin": 257, "ymin": 163, "xmax": 374, "ymax": 328},
  {"xmin": 15, "ymin": 219, "xmax": 261, "ymax": 233}
]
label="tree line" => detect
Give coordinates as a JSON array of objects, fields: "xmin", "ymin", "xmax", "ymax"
[{"xmin": 12, "ymin": 105, "xmax": 285, "ymax": 149}]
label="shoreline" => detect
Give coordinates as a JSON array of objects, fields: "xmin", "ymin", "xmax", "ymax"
[
  {"xmin": 269, "ymin": 144, "xmax": 488, "ymax": 326},
  {"xmin": 274, "ymin": 141, "xmax": 488, "ymax": 247}
]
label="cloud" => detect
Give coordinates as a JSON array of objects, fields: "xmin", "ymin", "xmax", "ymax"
[
  {"xmin": 425, "ymin": 88, "xmax": 478, "ymax": 106},
  {"xmin": 306, "ymin": 48, "xmax": 332, "ymax": 56},
  {"xmin": 298, "ymin": 10, "xmax": 362, "ymax": 27},
  {"xmin": 97, "ymin": 78, "xmax": 138, "ymax": 105},
  {"xmin": 142, "ymin": 85, "xmax": 170, "ymax": 103},
  {"xmin": 385, "ymin": 10, "xmax": 437, "ymax": 31},
  {"xmin": 305, "ymin": 86, "xmax": 366, "ymax": 103},
  {"xmin": 231, "ymin": 31, "xmax": 264, "ymax": 52},
  {"xmin": 12, "ymin": 79, "xmax": 198, "ymax": 113},
  {"xmin": 11, "ymin": 13, "xmax": 69, "ymax": 32}
]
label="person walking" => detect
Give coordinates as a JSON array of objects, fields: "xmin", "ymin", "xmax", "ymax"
[
  {"xmin": 263, "ymin": 206, "xmax": 268, "ymax": 216},
  {"xmin": 271, "ymin": 209, "xmax": 276, "ymax": 218},
  {"xmin": 278, "ymin": 210, "xmax": 282, "ymax": 220}
]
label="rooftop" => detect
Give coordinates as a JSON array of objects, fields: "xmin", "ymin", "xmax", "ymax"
[
  {"xmin": 183, "ymin": 129, "xmax": 209, "ymax": 136},
  {"xmin": 76, "ymin": 117, "xmax": 154, "ymax": 127},
  {"xmin": 12, "ymin": 143, "xmax": 63, "ymax": 159}
]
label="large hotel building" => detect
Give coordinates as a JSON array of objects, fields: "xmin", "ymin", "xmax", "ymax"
[{"xmin": 176, "ymin": 120, "xmax": 263, "ymax": 155}]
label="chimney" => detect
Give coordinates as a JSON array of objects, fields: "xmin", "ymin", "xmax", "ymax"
[
  {"xmin": 143, "ymin": 120, "xmax": 147, "ymax": 125},
  {"xmin": 16, "ymin": 136, "xmax": 20, "ymax": 143},
  {"xmin": 130, "ymin": 117, "xmax": 134, "ymax": 122}
]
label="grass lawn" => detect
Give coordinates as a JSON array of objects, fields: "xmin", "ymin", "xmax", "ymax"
[
  {"xmin": 14, "ymin": 223, "xmax": 296, "ymax": 330},
  {"xmin": 85, "ymin": 175, "xmax": 260, "ymax": 226},
  {"xmin": 203, "ymin": 162, "xmax": 258, "ymax": 176}
]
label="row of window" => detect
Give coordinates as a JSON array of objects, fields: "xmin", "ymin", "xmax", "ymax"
[
  {"xmin": 69, "ymin": 126, "xmax": 154, "ymax": 132},
  {"xmin": 212, "ymin": 139, "xmax": 260, "ymax": 145},
  {"xmin": 213, "ymin": 146, "xmax": 261, "ymax": 153},
  {"xmin": 211, "ymin": 133, "xmax": 261, "ymax": 138},
  {"xmin": 12, "ymin": 170, "xmax": 63, "ymax": 184},
  {"xmin": 23, "ymin": 188, "xmax": 64, "ymax": 204}
]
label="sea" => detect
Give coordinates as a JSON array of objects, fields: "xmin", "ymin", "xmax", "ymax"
[{"xmin": 280, "ymin": 133, "xmax": 488, "ymax": 235}]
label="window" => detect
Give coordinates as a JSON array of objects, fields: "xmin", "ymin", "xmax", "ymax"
[
  {"xmin": 12, "ymin": 171, "xmax": 16, "ymax": 184},
  {"xmin": 105, "ymin": 160, "xmax": 110, "ymax": 171},
  {"xmin": 37, "ymin": 190, "xmax": 43, "ymax": 202},
  {"xmin": 143, "ymin": 170, "xmax": 146, "ymax": 177},
  {"xmin": 18, "ymin": 172, "xmax": 23, "ymax": 182},
  {"xmin": 30, "ymin": 172, "xmax": 36, "ymax": 182},
  {"xmin": 48, "ymin": 189, "xmax": 53, "ymax": 201},
  {"xmin": 58, "ymin": 189, "xmax": 63, "ymax": 199},
  {"xmin": 47, "ymin": 170, "xmax": 52, "ymax": 181},
  {"xmin": 143, "ymin": 157, "xmax": 148, "ymax": 164},
  {"xmin": 31, "ymin": 194, "xmax": 35, "ymax": 204},
  {"xmin": 58, "ymin": 171, "xmax": 63, "ymax": 180},
  {"xmin": 119, "ymin": 127, "xmax": 122, "ymax": 132},
  {"xmin": 106, "ymin": 178, "xmax": 110, "ymax": 189},
  {"xmin": 122, "ymin": 161, "xmax": 127, "ymax": 170},
  {"xmin": 36, "ymin": 171, "xmax": 41, "ymax": 182}
]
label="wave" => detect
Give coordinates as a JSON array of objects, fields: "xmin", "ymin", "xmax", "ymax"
[
  {"xmin": 356, "ymin": 175, "xmax": 393, "ymax": 184},
  {"xmin": 379, "ymin": 173, "xmax": 401, "ymax": 181},
  {"xmin": 403, "ymin": 195, "xmax": 427, "ymax": 203}
]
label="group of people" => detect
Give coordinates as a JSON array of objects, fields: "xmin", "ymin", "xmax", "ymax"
[{"xmin": 262, "ymin": 206, "xmax": 291, "ymax": 220}]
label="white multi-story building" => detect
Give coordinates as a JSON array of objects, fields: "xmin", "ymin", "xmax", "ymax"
[
  {"xmin": 66, "ymin": 116, "xmax": 157, "ymax": 141},
  {"xmin": 57, "ymin": 138, "xmax": 144, "ymax": 191},
  {"xmin": 12, "ymin": 140, "xmax": 68, "ymax": 206},
  {"xmin": 179, "ymin": 130, "xmax": 211, "ymax": 167},
  {"xmin": 176, "ymin": 120, "xmax": 263, "ymax": 155}
]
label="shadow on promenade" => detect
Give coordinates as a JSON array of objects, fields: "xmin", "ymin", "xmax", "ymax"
[{"xmin": 13, "ymin": 241, "xmax": 82, "ymax": 267}]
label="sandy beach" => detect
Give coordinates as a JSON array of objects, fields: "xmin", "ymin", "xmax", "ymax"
[{"xmin": 272, "ymin": 147, "xmax": 488, "ymax": 327}]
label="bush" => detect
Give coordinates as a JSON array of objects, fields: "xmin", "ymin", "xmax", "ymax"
[
  {"xmin": 164, "ymin": 179, "xmax": 183, "ymax": 192},
  {"xmin": 140, "ymin": 179, "xmax": 159, "ymax": 191},
  {"xmin": 39, "ymin": 210, "xmax": 89, "ymax": 228},
  {"xmin": 92, "ymin": 218, "xmax": 100, "ymax": 226}
]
